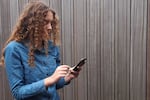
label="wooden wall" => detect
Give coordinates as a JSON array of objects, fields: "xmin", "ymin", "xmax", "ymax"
[{"xmin": 0, "ymin": 0, "xmax": 148, "ymax": 100}]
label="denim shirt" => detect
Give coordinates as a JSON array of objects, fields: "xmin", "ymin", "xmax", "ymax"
[{"xmin": 4, "ymin": 41, "xmax": 67, "ymax": 100}]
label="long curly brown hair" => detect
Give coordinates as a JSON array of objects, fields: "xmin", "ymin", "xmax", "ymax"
[{"xmin": 0, "ymin": 1, "xmax": 60, "ymax": 66}]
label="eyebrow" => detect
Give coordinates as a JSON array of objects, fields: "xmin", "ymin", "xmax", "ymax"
[
  {"xmin": 44, "ymin": 19, "xmax": 53, "ymax": 23},
  {"xmin": 45, "ymin": 17, "xmax": 54, "ymax": 21}
]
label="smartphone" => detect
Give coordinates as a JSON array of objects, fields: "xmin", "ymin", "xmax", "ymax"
[{"xmin": 71, "ymin": 58, "xmax": 87, "ymax": 71}]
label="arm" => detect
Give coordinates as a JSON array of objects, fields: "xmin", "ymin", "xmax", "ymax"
[
  {"xmin": 4, "ymin": 45, "xmax": 47, "ymax": 99},
  {"xmin": 54, "ymin": 47, "xmax": 68, "ymax": 89},
  {"xmin": 54, "ymin": 47, "xmax": 81, "ymax": 89}
]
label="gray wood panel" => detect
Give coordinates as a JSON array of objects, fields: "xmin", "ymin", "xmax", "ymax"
[
  {"xmin": 100, "ymin": 0, "xmax": 115, "ymax": 100},
  {"xmin": 114, "ymin": 0, "xmax": 130, "ymax": 100},
  {"xmin": 147, "ymin": 0, "xmax": 150, "ymax": 99},
  {"xmin": 10, "ymin": 0, "xmax": 19, "ymax": 33},
  {"xmin": 49, "ymin": 0, "xmax": 61, "ymax": 17},
  {"xmin": 0, "ymin": 1, "xmax": 2, "ymax": 99},
  {"xmin": 0, "ymin": 0, "xmax": 148, "ymax": 100},
  {"xmin": 87, "ymin": 0, "xmax": 102, "ymax": 100},
  {"xmin": 0, "ymin": 0, "xmax": 13, "ymax": 100},
  {"xmin": 73, "ymin": 0, "xmax": 87, "ymax": 100},
  {"xmin": 130, "ymin": 0, "xmax": 147, "ymax": 100},
  {"xmin": 61, "ymin": 1, "xmax": 75, "ymax": 100},
  {"xmin": 18, "ymin": 0, "xmax": 28, "ymax": 15}
]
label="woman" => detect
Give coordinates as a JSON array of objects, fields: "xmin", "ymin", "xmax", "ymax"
[{"xmin": 0, "ymin": 1, "xmax": 80, "ymax": 100}]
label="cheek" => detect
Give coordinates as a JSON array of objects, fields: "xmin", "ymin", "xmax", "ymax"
[
  {"xmin": 45, "ymin": 24, "xmax": 50, "ymax": 29},
  {"xmin": 44, "ymin": 25, "xmax": 50, "ymax": 33},
  {"xmin": 44, "ymin": 25, "xmax": 48, "ymax": 31},
  {"xmin": 44, "ymin": 25, "xmax": 47, "ymax": 29}
]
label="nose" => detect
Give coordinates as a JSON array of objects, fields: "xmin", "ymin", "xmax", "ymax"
[{"xmin": 47, "ymin": 23, "xmax": 52, "ymax": 30}]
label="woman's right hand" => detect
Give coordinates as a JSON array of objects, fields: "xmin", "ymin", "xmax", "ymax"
[{"xmin": 44, "ymin": 65, "xmax": 70, "ymax": 87}]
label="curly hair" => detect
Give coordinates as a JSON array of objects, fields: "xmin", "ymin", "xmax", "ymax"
[{"xmin": 0, "ymin": 1, "xmax": 60, "ymax": 66}]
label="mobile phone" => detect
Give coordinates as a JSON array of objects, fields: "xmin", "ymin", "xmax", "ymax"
[{"xmin": 71, "ymin": 58, "xmax": 87, "ymax": 71}]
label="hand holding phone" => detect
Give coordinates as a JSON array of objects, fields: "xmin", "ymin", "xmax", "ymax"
[{"xmin": 71, "ymin": 58, "xmax": 87, "ymax": 71}]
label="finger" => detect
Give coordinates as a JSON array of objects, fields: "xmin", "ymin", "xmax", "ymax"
[
  {"xmin": 59, "ymin": 65, "xmax": 70, "ymax": 71},
  {"xmin": 58, "ymin": 70, "xmax": 69, "ymax": 74},
  {"xmin": 60, "ymin": 65, "xmax": 70, "ymax": 68},
  {"xmin": 57, "ymin": 67, "xmax": 69, "ymax": 72}
]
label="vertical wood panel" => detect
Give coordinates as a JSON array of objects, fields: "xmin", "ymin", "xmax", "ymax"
[
  {"xmin": 61, "ymin": 1, "xmax": 75, "ymax": 100},
  {"xmin": 49, "ymin": 0, "xmax": 61, "ymax": 17},
  {"xmin": 73, "ymin": 0, "xmax": 87, "ymax": 100},
  {"xmin": 0, "ymin": 68, "xmax": 4, "ymax": 100},
  {"xmin": 10, "ymin": 0, "xmax": 19, "ymax": 33},
  {"xmin": 0, "ymin": 0, "xmax": 13, "ymax": 100},
  {"xmin": 114, "ymin": 0, "xmax": 130, "ymax": 100},
  {"xmin": 130, "ymin": 0, "xmax": 147, "ymax": 100},
  {"xmin": 0, "ymin": 1, "xmax": 3, "ymax": 99},
  {"xmin": 18, "ymin": 0, "xmax": 28, "ymax": 14},
  {"xmin": 147, "ymin": 0, "xmax": 150, "ymax": 99},
  {"xmin": 0, "ymin": 0, "xmax": 2, "ymax": 50},
  {"xmin": 86, "ymin": 0, "xmax": 102, "ymax": 100},
  {"xmin": 100, "ymin": 0, "xmax": 115, "ymax": 100},
  {"xmin": 1, "ymin": 0, "xmax": 11, "ymax": 40},
  {"xmin": 97, "ymin": 0, "xmax": 101, "ymax": 100}
]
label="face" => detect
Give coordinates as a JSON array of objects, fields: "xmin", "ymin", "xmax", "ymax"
[{"xmin": 44, "ymin": 11, "xmax": 54, "ymax": 34}]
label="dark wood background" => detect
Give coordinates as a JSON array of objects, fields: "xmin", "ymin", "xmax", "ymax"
[{"xmin": 0, "ymin": 0, "xmax": 149, "ymax": 100}]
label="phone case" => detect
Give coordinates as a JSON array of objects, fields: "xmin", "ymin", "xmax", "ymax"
[{"xmin": 72, "ymin": 58, "xmax": 87, "ymax": 71}]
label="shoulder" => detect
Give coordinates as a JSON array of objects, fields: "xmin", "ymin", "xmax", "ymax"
[
  {"xmin": 6, "ymin": 41, "xmax": 23, "ymax": 49},
  {"xmin": 5, "ymin": 41, "xmax": 26, "ymax": 54}
]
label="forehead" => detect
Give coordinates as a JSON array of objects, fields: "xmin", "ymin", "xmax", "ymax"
[{"xmin": 45, "ymin": 11, "xmax": 53, "ymax": 20}]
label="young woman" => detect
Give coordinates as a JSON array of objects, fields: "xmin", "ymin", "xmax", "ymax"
[{"xmin": 0, "ymin": 1, "xmax": 80, "ymax": 100}]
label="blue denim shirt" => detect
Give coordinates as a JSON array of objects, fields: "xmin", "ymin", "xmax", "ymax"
[{"xmin": 4, "ymin": 41, "xmax": 67, "ymax": 100}]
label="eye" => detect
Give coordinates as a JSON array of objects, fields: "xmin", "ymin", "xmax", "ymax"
[{"xmin": 51, "ymin": 20, "xmax": 55, "ymax": 26}]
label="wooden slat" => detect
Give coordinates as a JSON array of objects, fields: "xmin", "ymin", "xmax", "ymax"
[
  {"xmin": 61, "ymin": 0, "xmax": 75, "ymax": 100},
  {"xmin": 10, "ymin": 0, "xmax": 19, "ymax": 31},
  {"xmin": 100, "ymin": 0, "xmax": 115, "ymax": 100},
  {"xmin": 73, "ymin": 0, "xmax": 87, "ymax": 100},
  {"xmin": 0, "ymin": 1, "xmax": 3, "ymax": 100},
  {"xmin": 49, "ymin": 0, "xmax": 61, "ymax": 17},
  {"xmin": 18, "ymin": 0, "xmax": 28, "ymax": 14},
  {"xmin": 130, "ymin": 0, "xmax": 147, "ymax": 100},
  {"xmin": 147, "ymin": 0, "xmax": 150, "ymax": 99},
  {"xmin": 0, "ymin": 0, "xmax": 2, "ymax": 51},
  {"xmin": 114, "ymin": 0, "xmax": 130, "ymax": 100},
  {"xmin": 1, "ymin": 0, "xmax": 13, "ymax": 99},
  {"xmin": 97, "ymin": 0, "xmax": 101, "ymax": 100},
  {"xmin": 86, "ymin": 0, "xmax": 102, "ymax": 100}
]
